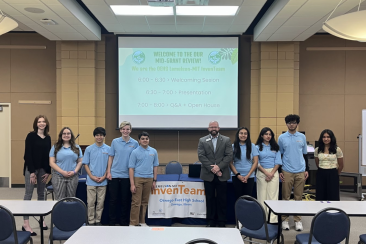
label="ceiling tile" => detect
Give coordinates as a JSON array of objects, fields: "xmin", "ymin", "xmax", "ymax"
[
  {"xmin": 176, "ymin": 16, "xmax": 204, "ymax": 25},
  {"xmin": 150, "ymin": 24, "xmax": 176, "ymax": 33},
  {"xmin": 123, "ymin": 25, "xmax": 151, "ymax": 33},
  {"xmin": 105, "ymin": 0, "xmax": 140, "ymax": 5},
  {"xmin": 175, "ymin": 24, "xmax": 202, "ymax": 33},
  {"xmin": 204, "ymin": 16, "xmax": 234, "ymax": 25},
  {"xmin": 146, "ymin": 16, "xmax": 175, "ymax": 25},
  {"xmin": 203, "ymin": 25, "xmax": 230, "ymax": 33},
  {"xmin": 116, "ymin": 16, "xmax": 147, "ymax": 25}
]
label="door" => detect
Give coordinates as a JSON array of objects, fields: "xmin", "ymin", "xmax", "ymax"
[{"xmin": 0, "ymin": 103, "xmax": 11, "ymax": 187}]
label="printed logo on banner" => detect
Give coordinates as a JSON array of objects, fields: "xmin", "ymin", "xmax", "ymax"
[{"xmin": 148, "ymin": 181, "xmax": 206, "ymax": 219}]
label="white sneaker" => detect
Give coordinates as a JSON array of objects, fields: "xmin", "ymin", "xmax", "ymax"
[
  {"xmin": 139, "ymin": 223, "xmax": 149, "ymax": 227},
  {"xmin": 282, "ymin": 221, "xmax": 290, "ymax": 230},
  {"xmin": 129, "ymin": 225, "xmax": 137, "ymax": 227},
  {"xmin": 295, "ymin": 221, "xmax": 303, "ymax": 231}
]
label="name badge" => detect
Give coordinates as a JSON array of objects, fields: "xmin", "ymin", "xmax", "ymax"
[{"xmin": 206, "ymin": 138, "xmax": 211, "ymax": 142}]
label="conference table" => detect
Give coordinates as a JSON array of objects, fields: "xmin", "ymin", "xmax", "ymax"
[
  {"xmin": 0, "ymin": 200, "xmax": 57, "ymax": 244},
  {"xmin": 265, "ymin": 200, "xmax": 366, "ymax": 243},
  {"xmin": 64, "ymin": 226, "xmax": 243, "ymax": 244}
]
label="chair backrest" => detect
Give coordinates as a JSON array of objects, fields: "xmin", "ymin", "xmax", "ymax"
[
  {"xmin": 235, "ymin": 195, "xmax": 271, "ymax": 242},
  {"xmin": 185, "ymin": 238, "xmax": 218, "ymax": 244},
  {"xmin": 51, "ymin": 197, "xmax": 87, "ymax": 233},
  {"xmin": 166, "ymin": 161, "xmax": 183, "ymax": 174},
  {"xmin": 79, "ymin": 165, "xmax": 87, "ymax": 176},
  {"xmin": 0, "ymin": 205, "xmax": 18, "ymax": 243},
  {"xmin": 309, "ymin": 207, "xmax": 350, "ymax": 244}
]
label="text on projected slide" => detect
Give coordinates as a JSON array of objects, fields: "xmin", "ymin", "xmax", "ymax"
[{"xmin": 119, "ymin": 48, "xmax": 238, "ymax": 116}]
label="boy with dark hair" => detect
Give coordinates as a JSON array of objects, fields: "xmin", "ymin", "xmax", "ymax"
[
  {"xmin": 128, "ymin": 131, "xmax": 159, "ymax": 227},
  {"xmin": 83, "ymin": 127, "xmax": 110, "ymax": 226},
  {"xmin": 278, "ymin": 114, "xmax": 308, "ymax": 231}
]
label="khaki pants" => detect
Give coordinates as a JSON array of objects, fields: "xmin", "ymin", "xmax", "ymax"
[
  {"xmin": 130, "ymin": 177, "xmax": 153, "ymax": 226},
  {"xmin": 256, "ymin": 168, "xmax": 279, "ymax": 223},
  {"xmin": 281, "ymin": 171, "xmax": 305, "ymax": 222},
  {"xmin": 87, "ymin": 185, "xmax": 107, "ymax": 224}
]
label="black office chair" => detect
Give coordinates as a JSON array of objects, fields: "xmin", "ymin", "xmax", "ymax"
[
  {"xmin": 49, "ymin": 197, "xmax": 87, "ymax": 244},
  {"xmin": 185, "ymin": 238, "xmax": 217, "ymax": 244},
  {"xmin": 0, "ymin": 205, "xmax": 33, "ymax": 244},
  {"xmin": 165, "ymin": 161, "xmax": 183, "ymax": 174},
  {"xmin": 235, "ymin": 195, "xmax": 283, "ymax": 244},
  {"xmin": 295, "ymin": 207, "xmax": 350, "ymax": 244},
  {"xmin": 359, "ymin": 234, "xmax": 366, "ymax": 244}
]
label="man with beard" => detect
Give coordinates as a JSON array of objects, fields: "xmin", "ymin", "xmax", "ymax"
[
  {"xmin": 278, "ymin": 114, "xmax": 308, "ymax": 231},
  {"xmin": 197, "ymin": 121, "xmax": 233, "ymax": 227}
]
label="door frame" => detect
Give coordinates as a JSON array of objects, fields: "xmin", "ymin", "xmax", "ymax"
[{"xmin": 0, "ymin": 103, "xmax": 11, "ymax": 188}]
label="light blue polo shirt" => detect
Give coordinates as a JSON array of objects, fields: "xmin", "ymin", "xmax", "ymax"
[
  {"xmin": 108, "ymin": 137, "xmax": 138, "ymax": 178},
  {"xmin": 128, "ymin": 146, "xmax": 159, "ymax": 178},
  {"xmin": 278, "ymin": 131, "xmax": 307, "ymax": 173},
  {"xmin": 83, "ymin": 143, "xmax": 110, "ymax": 186},
  {"xmin": 256, "ymin": 143, "xmax": 282, "ymax": 169},
  {"xmin": 232, "ymin": 143, "xmax": 259, "ymax": 178},
  {"xmin": 49, "ymin": 145, "xmax": 83, "ymax": 176}
]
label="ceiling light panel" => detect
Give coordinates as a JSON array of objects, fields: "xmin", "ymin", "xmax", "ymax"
[
  {"xmin": 176, "ymin": 6, "xmax": 239, "ymax": 16},
  {"xmin": 111, "ymin": 5, "xmax": 174, "ymax": 16}
]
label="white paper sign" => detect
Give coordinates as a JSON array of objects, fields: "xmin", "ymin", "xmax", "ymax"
[{"xmin": 148, "ymin": 181, "xmax": 206, "ymax": 219}]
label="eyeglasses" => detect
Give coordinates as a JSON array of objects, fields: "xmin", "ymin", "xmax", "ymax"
[
  {"xmin": 209, "ymin": 126, "xmax": 218, "ymax": 129},
  {"xmin": 286, "ymin": 122, "xmax": 298, "ymax": 125},
  {"xmin": 62, "ymin": 133, "xmax": 71, "ymax": 135}
]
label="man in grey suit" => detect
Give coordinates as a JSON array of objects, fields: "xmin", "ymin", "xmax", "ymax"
[{"xmin": 198, "ymin": 121, "xmax": 233, "ymax": 227}]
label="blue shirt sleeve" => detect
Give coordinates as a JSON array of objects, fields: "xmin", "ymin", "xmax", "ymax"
[
  {"xmin": 128, "ymin": 151, "xmax": 137, "ymax": 168},
  {"xmin": 302, "ymin": 135, "xmax": 307, "ymax": 154},
  {"xmin": 83, "ymin": 147, "xmax": 90, "ymax": 165},
  {"xmin": 252, "ymin": 144, "xmax": 259, "ymax": 157},
  {"xmin": 49, "ymin": 145, "xmax": 55, "ymax": 157},
  {"xmin": 278, "ymin": 136, "xmax": 284, "ymax": 154},
  {"xmin": 275, "ymin": 151, "xmax": 282, "ymax": 165},
  {"xmin": 153, "ymin": 150, "xmax": 159, "ymax": 167},
  {"xmin": 108, "ymin": 140, "xmax": 115, "ymax": 156}
]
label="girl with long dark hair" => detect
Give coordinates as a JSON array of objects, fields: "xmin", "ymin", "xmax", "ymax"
[
  {"xmin": 229, "ymin": 127, "xmax": 259, "ymax": 199},
  {"xmin": 22, "ymin": 115, "xmax": 51, "ymax": 235},
  {"xmin": 315, "ymin": 129, "xmax": 343, "ymax": 201},
  {"xmin": 49, "ymin": 127, "xmax": 83, "ymax": 200},
  {"xmin": 255, "ymin": 127, "xmax": 282, "ymax": 223}
]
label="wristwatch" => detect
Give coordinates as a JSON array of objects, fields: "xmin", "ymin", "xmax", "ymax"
[
  {"xmin": 235, "ymin": 173, "xmax": 241, "ymax": 177},
  {"xmin": 153, "ymin": 179, "xmax": 157, "ymax": 182}
]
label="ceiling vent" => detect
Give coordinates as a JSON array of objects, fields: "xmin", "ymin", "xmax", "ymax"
[
  {"xmin": 40, "ymin": 19, "xmax": 57, "ymax": 25},
  {"xmin": 148, "ymin": 0, "xmax": 176, "ymax": 7}
]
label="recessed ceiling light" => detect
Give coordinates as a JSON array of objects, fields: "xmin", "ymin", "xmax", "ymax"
[
  {"xmin": 176, "ymin": 6, "xmax": 238, "ymax": 16},
  {"xmin": 24, "ymin": 7, "xmax": 45, "ymax": 14},
  {"xmin": 110, "ymin": 5, "xmax": 174, "ymax": 16}
]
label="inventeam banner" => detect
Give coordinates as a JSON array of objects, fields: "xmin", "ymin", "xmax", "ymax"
[{"xmin": 148, "ymin": 181, "xmax": 206, "ymax": 219}]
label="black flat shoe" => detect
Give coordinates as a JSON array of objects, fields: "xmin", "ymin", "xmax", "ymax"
[
  {"xmin": 42, "ymin": 226, "xmax": 48, "ymax": 230},
  {"xmin": 22, "ymin": 226, "xmax": 37, "ymax": 236}
]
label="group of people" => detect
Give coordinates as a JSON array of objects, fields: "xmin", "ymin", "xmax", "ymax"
[
  {"xmin": 22, "ymin": 113, "xmax": 344, "ymax": 235},
  {"xmin": 198, "ymin": 114, "xmax": 343, "ymax": 231},
  {"xmin": 22, "ymin": 117, "xmax": 158, "ymax": 236}
]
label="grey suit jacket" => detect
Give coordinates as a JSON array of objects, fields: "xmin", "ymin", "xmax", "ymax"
[{"xmin": 197, "ymin": 134, "xmax": 233, "ymax": 182}]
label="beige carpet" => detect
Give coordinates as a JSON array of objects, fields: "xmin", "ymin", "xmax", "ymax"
[{"xmin": 0, "ymin": 187, "xmax": 364, "ymax": 244}]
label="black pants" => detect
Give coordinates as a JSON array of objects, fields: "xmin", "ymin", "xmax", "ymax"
[
  {"xmin": 316, "ymin": 168, "xmax": 340, "ymax": 201},
  {"xmin": 232, "ymin": 176, "xmax": 255, "ymax": 200},
  {"xmin": 204, "ymin": 175, "xmax": 227, "ymax": 226},
  {"xmin": 108, "ymin": 178, "xmax": 131, "ymax": 226}
]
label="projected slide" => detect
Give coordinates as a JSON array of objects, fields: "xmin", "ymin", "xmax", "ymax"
[{"xmin": 118, "ymin": 37, "xmax": 238, "ymax": 129}]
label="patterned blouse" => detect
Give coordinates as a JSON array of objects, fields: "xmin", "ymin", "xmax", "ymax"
[{"xmin": 314, "ymin": 147, "xmax": 343, "ymax": 169}]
